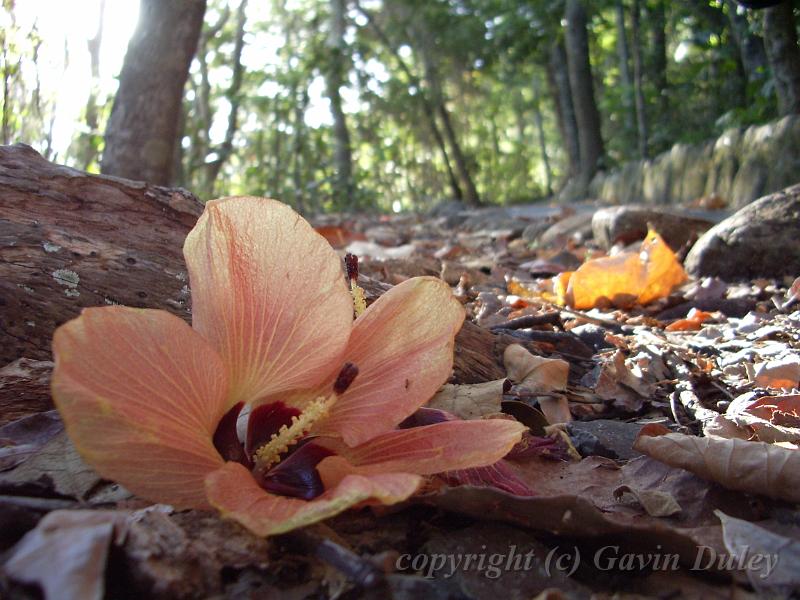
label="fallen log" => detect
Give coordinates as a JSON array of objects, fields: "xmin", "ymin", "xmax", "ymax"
[
  {"xmin": 0, "ymin": 147, "xmax": 512, "ymax": 415},
  {"xmin": 0, "ymin": 144, "xmax": 202, "ymax": 364}
]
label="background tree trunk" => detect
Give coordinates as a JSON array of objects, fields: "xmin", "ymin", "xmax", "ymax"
[
  {"xmin": 434, "ymin": 94, "xmax": 481, "ymax": 205},
  {"xmin": 201, "ymin": 0, "xmax": 248, "ymax": 197},
  {"xmin": 292, "ymin": 88, "xmax": 310, "ymax": 213},
  {"xmin": 531, "ymin": 74, "xmax": 553, "ymax": 196},
  {"xmin": 189, "ymin": 7, "xmax": 230, "ymax": 194},
  {"xmin": 546, "ymin": 42, "xmax": 581, "ymax": 179},
  {"xmin": 725, "ymin": 0, "xmax": 768, "ymax": 87},
  {"xmin": 648, "ymin": 0, "xmax": 669, "ymax": 121},
  {"xmin": 412, "ymin": 20, "xmax": 481, "ymax": 205},
  {"xmin": 615, "ymin": 1, "xmax": 635, "ymax": 137},
  {"xmin": 325, "ymin": 0, "xmax": 355, "ymax": 207},
  {"xmin": 100, "ymin": 0, "xmax": 206, "ymax": 185},
  {"xmin": 564, "ymin": 0, "xmax": 605, "ymax": 185},
  {"xmin": 356, "ymin": 4, "xmax": 463, "ymax": 201},
  {"xmin": 76, "ymin": 0, "xmax": 105, "ymax": 171},
  {"xmin": 631, "ymin": 0, "xmax": 649, "ymax": 158},
  {"xmin": 763, "ymin": 0, "xmax": 800, "ymax": 115}
]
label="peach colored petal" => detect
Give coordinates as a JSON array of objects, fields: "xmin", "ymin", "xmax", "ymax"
[
  {"xmin": 183, "ymin": 197, "xmax": 353, "ymax": 405},
  {"xmin": 322, "ymin": 419, "xmax": 526, "ymax": 475},
  {"xmin": 315, "ymin": 277, "xmax": 465, "ymax": 446},
  {"xmin": 205, "ymin": 461, "xmax": 421, "ymax": 537},
  {"xmin": 51, "ymin": 307, "xmax": 229, "ymax": 509}
]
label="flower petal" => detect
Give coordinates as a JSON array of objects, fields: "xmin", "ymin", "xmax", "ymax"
[
  {"xmin": 51, "ymin": 307, "xmax": 229, "ymax": 509},
  {"xmin": 326, "ymin": 419, "xmax": 526, "ymax": 475},
  {"xmin": 442, "ymin": 462, "xmax": 537, "ymax": 496},
  {"xmin": 317, "ymin": 277, "xmax": 465, "ymax": 446},
  {"xmin": 183, "ymin": 197, "xmax": 353, "ymax": 404},
  {"xmin": 205, "ymin": 461, "xmax": 421, "ymax": 537}
]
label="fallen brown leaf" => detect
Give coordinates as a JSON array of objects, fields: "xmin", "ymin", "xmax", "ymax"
[
  {"xmin": 0, "ymin": 431, "xmax": 104, "ymax": 500},
  {"xmin": 613, "ymin": 484, "xmax": 682, "ymax": 517},
  {"xmin": 2, "ymin": 509, "xmax": 130, "ymax": 600},
  {"xmin": 634, "ymin": 425, "xmax": 800, "ymax": 503},
  {"xmin": 503, "ymin": 344, "xmax": 571, "ymax": 424},
  {"xmin": 426, "ymin": 380, "xmax": 504, "ymax": 419},
  {"xmin": 0, "ymin": 410, "xmax": 63, "ymax": 472},
  {"xmin": 716, "ymin": 510, "xmax": 800, "ymax": 594}
]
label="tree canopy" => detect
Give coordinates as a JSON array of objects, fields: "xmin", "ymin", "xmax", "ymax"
[{"xmin": 2, "ymin": 0, "xmax": 798, "ymax": 212}]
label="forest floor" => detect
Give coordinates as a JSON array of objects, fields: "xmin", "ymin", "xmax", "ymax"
[{"xmin": 2, "ymin": 198, "xmax": 800, "ymax": 599}]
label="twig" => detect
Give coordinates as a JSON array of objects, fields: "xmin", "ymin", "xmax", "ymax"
[
  {"xmin": 555, "ymin": 306, "xmax": 633, "ymax": 333},
  {"xmin": 0, "ymin": 495, "xmax": 79, "ymax": 511},
  {"xmin": 286, "ymin": 528, "xmax": 385, "ymax": 588},
  {"xmin": 490, "ymin": 312, "xmax": 563, "ymax": 331}
]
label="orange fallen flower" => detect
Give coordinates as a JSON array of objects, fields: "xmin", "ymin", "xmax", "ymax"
[
  {"xmin": 52, "ymin": 197, "xmax": 525, "ymax": 536},
  {"xmin": 560, "ymin": 229, "xmax": 687, "ymax": 309}
]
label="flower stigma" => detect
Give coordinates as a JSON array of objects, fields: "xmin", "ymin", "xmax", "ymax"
[{"xmin": 345, "ymin": 253, "xmax": 366, "ymax": 317}]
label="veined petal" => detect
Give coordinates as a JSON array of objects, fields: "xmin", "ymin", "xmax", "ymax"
[
  {"xmin": 317, "ymin": 277, "xmax": 465, "ymax": 446},
  {"xmin": 442, "ymin": 462, "xmax": 536, "ymax": 496},
  {"xmin": 325, "ymin": 419, "xmax": 526, "ymax": 475},
  {"xmin": 183, "ymin": 197, "xmax": 353, "ymax": 405},
  {"xmin": 205, "ymin": 462, "xmax": 421, "ymax": 537},
  {"xmin": 51, "ymin": 307, "xmax": 229, "ymax": 509}
]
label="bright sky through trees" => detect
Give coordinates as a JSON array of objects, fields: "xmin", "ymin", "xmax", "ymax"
[
  {"xmin": 12, "ymin": 0, "xmax": 138, "ymax": 155},
  {"xmin": 14, "ymin": 0, "xmax": 349, "ymax": 158}
]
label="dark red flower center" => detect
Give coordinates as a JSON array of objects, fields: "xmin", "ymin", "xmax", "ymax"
[
  {"xmin": 213, "ymin": 400, "xmax": 333, "ymax": 500},
  {"xmin": 212, "ymin": 363, "xmax": 359, "ymax": 501}
]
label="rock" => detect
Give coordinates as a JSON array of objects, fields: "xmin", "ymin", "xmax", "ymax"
[
  {"xmin": 587, "ymin": 115, "xmax": 800, "ymax": 207},
  {"xmin": 0, "ymin": 144, "xmax": 202, "ymax": 364},
  {"xmin": 566, "ymin": 419, "xmax": 645, "ymax": 460},
  {"xmin": 460, "ymin": 207, "xmax": 525, "ymax": 235},
  {"xmin": 364, "ymin": 225, "xmax": 407, "ymax": 247},
  {"xmin": 592, "ymin": 205, "xmax": 720, "ymax": 250},
  {"xmin": 428, "ymin": 199, "xmax": 467, "ymax": 219},
  {"xmin": 537, "ymin": 211, "xmax": 594, "ymax": 248},
  {"xmin": 520, "ymin": 220, "xmax": 551, "ymax": 244},
  {"xmin": 569, "ymin": 324, "xmax": 613, "ymax": 352},
  {"xmin": 685, "ymin": 184, "xmax": 800, "ymax": 279}
]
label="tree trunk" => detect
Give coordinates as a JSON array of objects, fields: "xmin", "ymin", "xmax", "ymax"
[
  {"xmin": 531, "ymin": 74, "xmax": 553, "ymax": 197},
  {"xmin": 292, "ymin": 88, "xmax": 310, "ymax": 214},
  {"xmin": 546, "ymin": 43, "xmax": 581, "ymax": 180},
  {"xmin": 76, "ymin": 0, "xmax": 105, "ymax": 171},
  {"xmin": 434, "ymin": 97, "xmax": 480, "ymax": 205},
  {"xmin": 763, "ymin": 1, "xmax": 800, "ymax": 115},
  {"xmin": 355, "ymin": 4, "xmax": 463, "ymax": 200},
  {"xmin": 172, "ymin": 103, "xmax": 186, "ymax": 188},
  {"xmin": 417, "ymin": 51, "xmax": 480, "ymax": 204},
  {"xmin": 0, "ymin": 144, "xmax": 202, "ymax": 364},
  {"xmin": 408, "ymin": 16, "xmax": 481, "ymax": 205},
  {"xmin": 615, "ymin": 0, "xmax": 635, "ymax": 137},
  {"xmin": 190, "ymin": 7, "xmax": 229, "ymax": 193},
  {"xmin": 201, "ymin": 0, "xmax": 248, "ymax": 196},
  {"xmin": 325, "ymin": 0, "xmax": 355, "ymax": 207},
  {"xmin": 725, "ymin": 0, "xmax": 769, "ymax": 86},
  {"xmin": 631, "ymin": 0, "xmax": 649, "ymax": 158},
  {"xmin": 1, "ymin": 29, "xmax": 11, "ymax": 145},
  {"xmin": 648, "ymin": 0, "xmax": 669, "ymax": 120},
  {"xmin": 100, "ymin": 0, "xmax": 206, "ymax": 185},
  {"xmin": 564, "ymin": 0, "xmax": 605, "ymax": 186}
]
